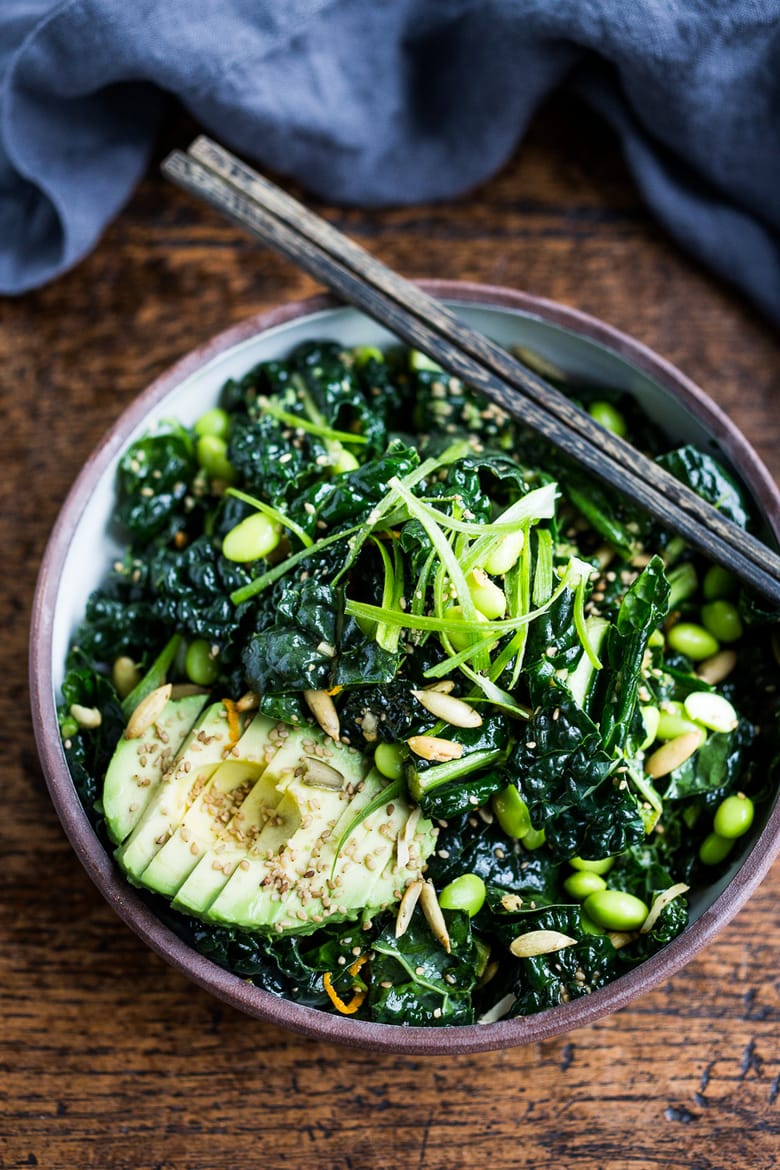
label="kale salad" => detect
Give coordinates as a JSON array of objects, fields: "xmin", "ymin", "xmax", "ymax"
[{"xmin": 59, "ymin": 339, "xmax": 780, "ymax": 1027}]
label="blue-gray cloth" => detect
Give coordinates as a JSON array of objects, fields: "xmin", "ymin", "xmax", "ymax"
[{"xmin": 2, "ymin": 0, "xmax": 779, "ymax": 319}]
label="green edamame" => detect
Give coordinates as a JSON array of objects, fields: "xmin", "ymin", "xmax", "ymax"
[
  {"xmin": 194, "ymin": 407, "xmax": 230, "ymax": 441},
  {"xmin": 438, "ymin": 873, "xmax": 487, "ymax": 917},
  {"xmin": 492, "ymin": 785, "xmax": 532, "ymax": 839},
  {"xmin": 482, "ymin": 528, "xmax": 526, "ymax": 576},
  {"xmin": 702, "ymin": 565, "xmax": 737, "ymax": 601},
  {"xmin": 583, "ymin": 889, "xmax": 649, "ymax": 931},
  {"xmin": 570, "ymin": 855, "xmax": 615, "ymax": 875},
  {"xmin": 331, "ymin": 447, "xmax": 360, "ymax": 474},
  {"xmin": 522, "ymin": 827, "xmax": 546, "ymax": 850},
  {"xmin": 196, "ymin": 434, "xmax": 236, "ymax": 483},
  {"xmin": 656, "ymin": 702, "xmax": 704, "ymax": 741},
  {"xmin": 222, "ymin": 512, "xmax": 282, "ymax": 563},
  {"xmin": 698, "ymin": 831, "xmax": 734, "ymax": 866},
  {"xmin": 467, "ymin": 568, "xmax": 507, "ymax": 619},
  {"xmin": 185, "ymin": 639, "xmax": 219, "ymax": 687},
  {"xmin": 683, "ymin": 691, "xmax": 738, "ymax": 733},
  {"xmin": 443, "ymin": 605, "xmax": 489, "ymax": 651},
  {"xmin": 563, "ymin": 870, "xmax": 607, "ymax": 901},
  {"xmin": 588, "ymin": 400, "xmax": 627, "ymax": 438},
  {"xmin": 700, "ymin": 600, "xmax": 743, "ymax": 644},
  {"xmin": 374, "ymin": 742, "xmax": 406, "ymax": 781},
  {"xmin": 667, "ymin": 622, "xmax": 719, "ymax": 661},
  {"xmin": 713, "ymin": 793, "xmax": 755, "ymax": 839}
]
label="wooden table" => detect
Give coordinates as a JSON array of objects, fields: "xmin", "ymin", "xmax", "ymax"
[{"xmin": 4, "ymin": 98, "xmax": 779, "ymax": 1169}]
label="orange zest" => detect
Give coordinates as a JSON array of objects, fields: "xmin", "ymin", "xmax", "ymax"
[
  {"xmin": 323, "ymin": 955, "xmax": 369, "ymax": 1015},
  {"xmin": 222, "ymin": 698, "xmax": 241, "ymax": 748}
]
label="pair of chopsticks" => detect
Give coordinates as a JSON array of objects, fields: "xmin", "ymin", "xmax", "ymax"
[{"xmin": 162, "ymin": 136, "xmax": 780, "ymax": 607}]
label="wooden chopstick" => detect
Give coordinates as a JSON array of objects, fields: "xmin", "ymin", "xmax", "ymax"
[{"xmin": 161, "ymin": 137, "xmax": 780, "ymax": 607}]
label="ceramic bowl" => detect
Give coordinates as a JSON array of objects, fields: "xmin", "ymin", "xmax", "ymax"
[{"xmin": 30, "ymin": 281, "xmax": 780, "ymax": 1054}]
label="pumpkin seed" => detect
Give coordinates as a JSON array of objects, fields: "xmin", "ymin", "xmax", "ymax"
[
  {"xmin": 303, "ymin": 688, "xmax": 340, "ymax": 741},
  {"xmin": 406, "ymin": 734, "xmax": 464, "ymax": 762},
  {"xmin": 644, "ymin": 730, "xmax": 702, "ymax": 778},
  {"xmin": 412, "ymin": 688, "xmax": 482, "ymax": 728},
  {"xmin": 125, "ymin": 683, "xmax": 172, "ymax": 739},
  {"xmin": 509, "ymin": 930, "xmax": 577, "ymax": 958}
]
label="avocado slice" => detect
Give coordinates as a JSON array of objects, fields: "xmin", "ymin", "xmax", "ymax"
[
  {"xmin": 116, "ymin": 701, "xmax": 244, "ymax": 882},
  {"xmin": 103, "ymin": 692, "xmax": 208, "ymax": 845},
  {"xmin": 171, "ymin": 723, "xmax": 356, "ymax": 916},
  {"xmin": 203, "ymin": 732, "xmax": 370, "ymax": 926},
  {"xmin": 263, "ymin": 772, "xmax": 438, "ymax": 935},
  {"xmin": 136, "ymin": 714, "xmax": 283, "ymax": 897},
  {"xmin": 206, "ymin": 759, "xmax": 438, "ymax": 934}
]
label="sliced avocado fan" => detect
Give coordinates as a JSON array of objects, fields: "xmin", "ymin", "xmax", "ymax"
[{"xmin": 105, "ymin": 696, "xmax": 437, "ymax": 935}]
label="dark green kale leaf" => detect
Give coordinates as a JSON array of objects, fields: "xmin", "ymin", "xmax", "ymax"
[
  {"xmin": 227, "ymin": 412, "xmax": 326, "ymax": 502},
  {"xmin": 291, "ymin": 440, "xmax": 418, "ymax": 535},
  {"xmin": 59, "ymin": 664, "xmax": 125, "ymax": 820},
  {"xmin": 369, "ymin": 907, "xmax": 478, "ymax": 1026},
  {"xmin": 263, "ymin": 922, "xmax": 371, "ymax": 1010},
  {"xmin": 656, "ymin": 446, "xmax": 751, "ymax": 529},
  {"xmin": 662, "ymin": 720, "xmax": 753, "ymax": 803},
  {"xmin": 487, "ymin": 904, "xmax": 619, "ymax": 1016},
  {"xmin": 426, "ymin": 813, "xmax": 561, "ymax": 899},
  {"xmin": 150, "ymin": 535, "xmax": 253, "ymax": 648},
  {"xmin": 510, "ymin": 686, "xmax": 645, "ymax": 861},
  {"xmin": 597, "ymin": 556, "xmax": 670, "ymax": 755},
  {"xmin": 166, "ymin": 916, "xmax": 291, "ymax": 997},
  {"xmin": 114, "ymin": 423, "xmax": 196, "ymax": 542},
  {"xmin": 243, "ymin": 578, "xmax": 399, "ymax": 697},
  {"xmin": 294, "ymin": 341, "xmax": 389, "ymax": 454},
  {"xmin": 69, "ymin": 553, "xmax": 166, "ymax": 666},
  {"xmin": 417, "ymin": 769, "xmax": 508, "ymax": 820}
]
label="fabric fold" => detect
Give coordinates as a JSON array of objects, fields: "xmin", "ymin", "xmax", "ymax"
[{"xmin": 1, "ymin": 0, "xmax": 779, "ymax": 319}]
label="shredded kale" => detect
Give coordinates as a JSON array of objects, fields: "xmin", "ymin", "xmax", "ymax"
[{"xmin": 59, "ymin": 338, "xmax": 780, "ymax": 1028}]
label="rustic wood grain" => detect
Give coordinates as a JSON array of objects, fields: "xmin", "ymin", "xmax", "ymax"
[{"xmin": 2, "ymin": 96, "xmax": 779, "ymax": 1170}]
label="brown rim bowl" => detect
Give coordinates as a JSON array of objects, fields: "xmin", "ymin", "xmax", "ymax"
[{"xmin": 30, "ymin": 281, "xmax": 780, "ymax": 1054}]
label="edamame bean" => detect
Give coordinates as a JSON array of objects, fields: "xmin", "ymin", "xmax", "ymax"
[
  {"xmin": 374, "ymin": 742, "xmax": 406, "ymax": 781},
  {"xmin": 701, "ymin": 600, "xmax": 743, "ymax": 644},
  {"xmin": 196, "ymin": 434, "xmax": 236, "ymax": 483},
  {"xmin": 570, "ymin": 855, "xmax": 615, "ymax": 875},
  {"xmin": 702, "ymin": 565, "xmax": 737, "ymax": 601},
  {"xmin": 443, "ymin": 605, "xmax": 489, "ymax": 651},
  {"xmin": 713, "ymin": 793, "xmax": 755, "ymax": 839},
  {"xmin": 656, "ymin": 701, "xmax": 704, "ymax": 741},
  {"xmin": 667, "ymin": 622, "xmax": 719, "ymax": 661},
  {"xmin": 522, "ymin": 827, "xmax": 546, "ymax": 850},
  {"xmin": 698, "ymin": 831, "xmax": 734, "ymax": 866},
  {"xmin": 194, "ymin": 407, "xmax": 230, "ymax": 441},
  {"xmin": 60, "ymin": 716, "xmax": 79, "ymax": 740},
  {"xmin": 683, "ymin": 691, "xmax": 738, "ymax": 733},
  {"xmin": 583, "ymin": 889, "xmax": 649, "ymax": 931},
  {"xmin": 332, "ymin": 447, "xmax": 360, "ymax": 473},
  {"xmin": 352, "ymin": 345, "xmax": 384, "ymax": 367},
  {"xmin": 492, "ymin": 785, "xmax": 532, "ymax": 839},
  {"xmin": 563, "ymin": 870, "xmax": 607, "ymax": 900},
  {"xmin": 439, "ymin": 873, "xmax": 487, "ymax": 917},
  {"xmin": 222, "ymin": 512, "xmax": 282, "ymax": 562},
  {"xmin": 467, "ymin": 568, "xmax": 507, "ymax": 619},
  {"xmin": 482, "ymin": 528, "xmax": 526, "ymax": 576},
  {"xmin": 588, "ymin": 400, "xmax": 627, "ymax": 438},
  {"xmin": 185, "ymin": 639, "xmax": 219, "ymax": 687}
]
